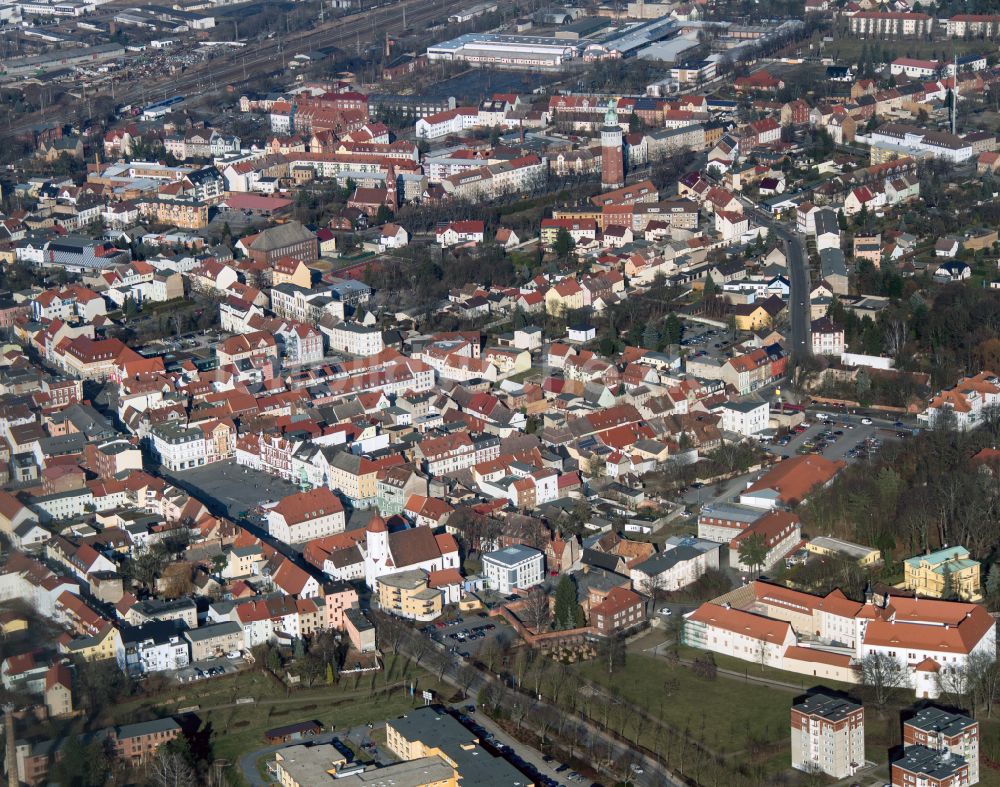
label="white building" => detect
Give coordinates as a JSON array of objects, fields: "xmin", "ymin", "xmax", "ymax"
[
  {"xmin": 890, "ymin": 58, "xmax": 940, "ymax": 78},
  {"xmin": 728, "ymin": 511, "xmax": 802, "ymax": 574},
  {"xmin": 267, "ymin": 487, "xmax": 346, "ymax": 544},
  {"xmin": 720, "ymin": 400, "xmax": 769, "ymax": 436},
  {"xmin": 918, "ymin": 372, "xmax": 1000, "ymax": 431},
  {"xmin": 117, "ymin": 622, "xmax": 190, "ymax": 676},
  {"xmin": 791, "ymin": 693, "xmax": 865, "ymax": 779},
  {"xmin": 426, "ymin": 33, "xmax": 578, "ymax": 70},
  {"xmin": 684, "ymin": 603, "xmax": 795, "ymax": 669},
  {"xmin": 324, "ymin": 322, "xmax": 385, "ymax": 357},
  {"xmin": 811, "ymin": 317, "xmax": 845, "ymax": 357},
  {"xmin": 685, "ymin": 582, "xmax": 998, "ymax": 699},
  {"xmin": 482, "ymin": 544, "xmax": 545, "ymax": 594},
  {"xmin": 359, "ymin": 513, "xmax": 461, "ymax": 590},
  {"xmin": 869, "ymin": 123, "xmax": 974, "ymax": 163},
  {"xmin": 415, "ymin": 107, "xmax": 480, "ymax": 140},
  {"xmin": 629, "ymin": 536, "xmax": 721, "ymax": 593},
  {"xmin": 148, "ymin": 424, "xmax": 206, "ymax": 471}
]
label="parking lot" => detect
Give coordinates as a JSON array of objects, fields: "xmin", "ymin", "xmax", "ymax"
[
  {"xmin": 451, "ymin": 708, "xmax": 585, "ymax": 787},
  {"xmin": 679, "ymin": 323, "xmax": 737, "ymax": 361},
  {"xmin": 682, "ymin": 413, "xmax": 915, "ymax": 509},
  {"xmin": 173, "ymin": 654, "xmax": 245, "ymax": 684},
  {"xmin": 765, "ymin": 412, "xmax": 913, "ymax": 462},
  {"xmin": 420, "ymin": 613, "xmax": 515, "ymax": 660}
]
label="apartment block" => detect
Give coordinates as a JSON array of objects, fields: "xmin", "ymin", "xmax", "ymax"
[
  {"xmin": 903, "ymin": 707, "xmax": 979, "ymax": 786},
  {"xmin": 791, "ymin": 693, "xmax": 865, "ymax": 779}
]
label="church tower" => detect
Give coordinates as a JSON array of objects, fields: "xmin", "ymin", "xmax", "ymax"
[
  {"xmin": 600, "ymin": 100, "xmax": 625, "ymax": 191},
  {"xmin": 384, "ymin": 164, "xmax": 397, "ymax": 212},
  {"xmin": 365, "ymin": 511, "xmax": 389, "ymax": 565}
]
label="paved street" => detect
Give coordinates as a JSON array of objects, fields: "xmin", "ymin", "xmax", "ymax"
[
  {"xmin": 743, "ymin": 200, "xmax": 811, "ymax": 360},
  {"xmin": 783, "ymin": 230, "xmax": 812, "ymax": 361}
]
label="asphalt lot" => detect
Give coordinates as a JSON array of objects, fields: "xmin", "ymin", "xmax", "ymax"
[
  {"xmin": 765, "ymin": 417, "xmax": 883, "ymax": 461},
  {"xmin": 679, "ymin": 323, "xmax": 738, "ymax": 361},
  {"xmin": 173, "ymin": 654, "xmax": 245, "ymax": 684},
  {"xmin": 420, "ymin": 613, "xmax": 516, "ymax": 660},
  {"xmin": 682, "ymin": 412, "xmax": 914, "ymax": 507},
  {"xmin": 169, "ymin": 460, "xmax": 302, "ymax": 520}
]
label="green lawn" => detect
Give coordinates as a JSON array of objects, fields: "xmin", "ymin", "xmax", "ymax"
[
  {"xmin": 817, "ymin": 30, "xmax": 987, "ymax": 64},
  {"xmin": 203, "ymin": 685, "xmax": 430, "ymax": 763},
  {"xmin": 105, "ymin": 663, "xmax": 451, "ymax": 771},
  {"xmin": 574, "ymin": 653, "xmax": 794, "ymax": 781},
  {"xmin": 578, "ymin": 649, "xmax": 1000, "ymax": 786}
]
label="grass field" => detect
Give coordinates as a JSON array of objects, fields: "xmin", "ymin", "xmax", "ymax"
[
  {"xmin": 104, "ymin": 661, "xmax": 451, "ymax": 779},
  {"xmin": 576, "ymin": 647, "xmax": 1000, "ymax": 786},
  {"xmin": 574, "ymin": 653, "xmax": 796, "ymax": 781},
  {"xmin": 812, "ymin": 30, "xmax": 988, "ymax": 65}
]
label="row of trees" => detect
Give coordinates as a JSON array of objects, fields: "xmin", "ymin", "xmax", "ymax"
[
  {"xmin": 861, "ymin": 650, "xmax": 1000, "ymax": 719},
  {"xmin": 803, "ymin": 412, "xmax": 1000, "ymax": 563}
]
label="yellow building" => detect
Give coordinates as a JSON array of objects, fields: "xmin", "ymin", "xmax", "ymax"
[
  {"xmin": 903, "ymin": 546, "xmax": 982, "ymax": 601},
  {"xmin": 377, "ymin": 570, "xmax": 442, "ymax": 622},
  {"xmin": 137, "ymin": 198, "xmax": 209, "ymax": 229},
  {"xmin": 272, "ymin": 256, "xmax": 312, "ymax": 289},
  {"xmin": 275, "ymin": 745, "xmax": 455, "ymax": 787},
  {"xmin": 544, "ymin": 278, "xmax": 587, "ymax": 316},
  {"xmin": 731, "ymin": 303, "xmax": 773, "ymax": 332},
  {"xmin": 0, "ymin": 612, "xmax": 28, "ymax": 637},
  {"xmin": 805, "ymin": 536, "xmax": 882, "ymax": 567},
  {"xmin": 327, "ymin": 452, "xmax": 378, "ymax": 507},
  {"xmin": 60, "ymin": 624, "xmax": 121, "ymax": 661}
]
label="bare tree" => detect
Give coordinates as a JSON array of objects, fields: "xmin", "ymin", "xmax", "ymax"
[
  {"xmin": 147, "ymin": 750, "xmax": 195, "ymax": 787},
  {"xmin": 518, "ymin": 588, "xmax": 551, "ymax": 631},
  {"xmin": 508, "ymin": 698, "xmax": 528, "ymax": 730},
  {"xmin": 406, "ymin": 632, "xmax": 432, "ymax": 667},
  {"xmin": 971, "ymin": 652, "xmax": 1000, "ymax": 718},
  {"xmin": 479, "ymin": 638, "xmax": 503, "ymax": 673},
  {"xmin": 640, "ymin": 572, "xmax": 666, "ymax": 615},
  {"xmin": 937, "ymin": 661, "xmax": 977, "ymax": 712},
  {"xmin": 602, "ymin": 635, "xmax": 626, "ymax": 676},
  {"xmin": 861, "ymin": 652, "xmax": 907, "ymax": 710},
  {"xmin": 884, "ymin": 315, "xmax": 907, "ymax": 359},
  {"xmin": 511, "ymin": 649, "xmax": 532, "ymax": 690},
  {"xmin": 457, "ymin": 664, "xmax": 478, "ymax": 697}
]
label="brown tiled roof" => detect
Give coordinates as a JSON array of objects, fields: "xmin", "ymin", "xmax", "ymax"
[
  {"xmin": 388, "ymin": 527, "xmax": 443, "ymax": 568},
  {"xmin": 743, "ymin": 455, "xmax": 844, "ymax": 505},
  {"xmin": 687, "ymin": 603, "xmax": 791, "ymax": 643},
  {"xmin": 271, "ymin": 487, "xmax": 343, "ymax": 526}
]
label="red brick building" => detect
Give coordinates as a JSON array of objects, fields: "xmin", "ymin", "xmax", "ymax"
[{"xmin": 589, "ymin": 586, "xmax": 644, "ymax": 635}]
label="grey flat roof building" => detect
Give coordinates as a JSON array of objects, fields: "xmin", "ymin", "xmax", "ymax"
[
  {"xmin": 389, "ymin": 707, "xmax": 531, "ymax": 786},
  {"xmin": 792, "ymin": 693, "xmax": 861, "ymax": 723}
]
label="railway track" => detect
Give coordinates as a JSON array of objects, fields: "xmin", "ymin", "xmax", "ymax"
[{"xmin": 8, "ymin": 0, "xmax": 446, "ymax": 134}]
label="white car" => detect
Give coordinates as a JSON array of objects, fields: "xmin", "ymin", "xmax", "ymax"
[
  {"xmin": 861, "ymin": 417, "xmax": 873, "ymax": 425},
  {"xmin": 658, "ymin": 608, "xmax": 673, "ymax": 616}
]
